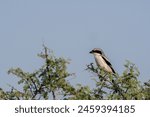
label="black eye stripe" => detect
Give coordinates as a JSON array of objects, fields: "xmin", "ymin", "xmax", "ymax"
[{"xmin": 93, "ymin": 50, "xmax": 102, "ymax": 54}]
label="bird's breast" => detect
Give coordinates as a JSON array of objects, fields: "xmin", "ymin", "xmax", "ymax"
[
  {"xmin": 94, "ymin": 54, "xmax": 113, "ymax": 73},
  {"xmin": 94, "ymin": 54, "xmax": 106, "ymax": 67}
]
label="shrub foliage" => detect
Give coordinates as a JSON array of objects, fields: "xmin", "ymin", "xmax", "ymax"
[{"xmin": 0, "ymin": 46, "xmax": 149, "ymax": 100}]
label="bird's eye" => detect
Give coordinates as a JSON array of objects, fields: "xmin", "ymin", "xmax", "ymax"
[{"xmin": 99, "ymin": 51, "xmax": 102, "ymax": 54}]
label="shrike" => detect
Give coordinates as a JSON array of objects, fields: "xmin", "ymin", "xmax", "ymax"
[{"xmin": 90, "ymin": 48, "xmax": 115, "ymax": 74}]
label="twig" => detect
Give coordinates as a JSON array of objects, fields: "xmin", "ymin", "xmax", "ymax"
[{"xmin": 44, "ymin": 45, "xmax": 56, "ymax": 100}]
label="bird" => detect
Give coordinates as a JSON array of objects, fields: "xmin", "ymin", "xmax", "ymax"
[{"xmin": 89, "ymin": 48, "xmax": 116, "ymax": 74}]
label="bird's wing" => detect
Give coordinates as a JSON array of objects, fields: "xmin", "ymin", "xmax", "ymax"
[{"xmin": 101, "ymin": 55, "xmax": 116, "ymax": 73}]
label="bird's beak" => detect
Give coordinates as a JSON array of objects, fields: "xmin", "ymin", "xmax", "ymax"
[{"xmin": 89, "ymin": 50, "xmax": 93, "ymax": 54}]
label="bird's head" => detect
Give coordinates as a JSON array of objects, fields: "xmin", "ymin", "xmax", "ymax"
[{"xmin": 89, "ymin": 48, "xmax": 104, "ymax": 55}]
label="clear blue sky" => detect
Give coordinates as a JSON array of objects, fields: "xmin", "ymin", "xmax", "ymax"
[{"xmin": 0, "ymin": 0, "xmax": 150, "ymax": 90}]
